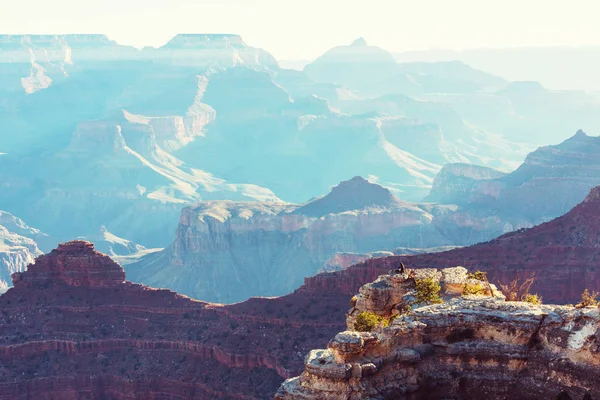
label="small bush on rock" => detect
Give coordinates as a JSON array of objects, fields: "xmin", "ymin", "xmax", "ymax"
[
  {"xmin": 524, "ymin": 293, "xmax": 542, "ymax": 305},
  {"xmin": 415, "ymin": 277, "xmax": 443, "ymax": 305},
  {"xmin": 499, "ymin": 273, "xmax": 536, "ymax": 302},
  {"xmin": 354, "ymin": 311, "xmax": 388, "ymax": 332},
  {"xmin": 577, "ymin": 289, "xmax": 599, "ymax": 308},
  {"xmin": 467, "ymin": 270, "xmax": 488, "ymax": 281},
  {"xmin": 463, "ymin": 282, "xmax": 486, "ymax": 296}
]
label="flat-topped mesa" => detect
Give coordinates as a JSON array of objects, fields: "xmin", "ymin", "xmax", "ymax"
[
  {"xmin": 278, "ymin": 269, "xmax": 600, "ymax": 400},
  {"xmin": 161, "ymin": 34, "xmax": 247, "ymax": 49},
  {"xmin": 12, "ymin": 241, "xmax": 126, "ymax": 288}
]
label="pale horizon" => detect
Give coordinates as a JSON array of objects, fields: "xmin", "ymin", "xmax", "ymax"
[{"xmin": 3, "ymin": 0, "xmax": 600, "ymax": 60}]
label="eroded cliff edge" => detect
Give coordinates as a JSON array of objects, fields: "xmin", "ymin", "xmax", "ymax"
[
  {"xmin": 0, "ymin": 241, "xmax": 342, "ymax": 399},
  {"xmin": 277, "ymin": 268, "xmax": 600, "ymax": 400}
]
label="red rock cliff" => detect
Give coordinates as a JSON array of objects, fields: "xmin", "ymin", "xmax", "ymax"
[{"xmin": 0, "ymin": 241, "xmax": 342, "ymax": 399}]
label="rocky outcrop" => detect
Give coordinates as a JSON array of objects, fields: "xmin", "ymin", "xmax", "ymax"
[
  {"xmin": 126, "ymin": 177, "xmax": 458, "ymax": 303},
  {"xmin": 427, "ymin": 163, "xmax": 507, "ymax": 203},
  {"xmin": 12, "ymin": 241, "xmax": 125, "ymax": 288},
  {"xmin": 0, "ymin": 241, "xmax": 345, "ymax": 399},
  {"xmin": 277, "ymin": 269, "xmax": 600, "ymax": 400},
  {"xmin": 0, "ymin": 212, "xmax": 45, "ymax": 287}
]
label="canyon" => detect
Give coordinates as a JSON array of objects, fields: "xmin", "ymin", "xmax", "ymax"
[
  {"xmin": 5, "ymin": 187, "xmax": 600, "ymax": 400},
  {"xmin": 2, "ymin": 33, "xmax": 600, "ymax": 254},
  {"xmin": 0, "ymin": 241, "xmax": 343, "ymax": 399},
  {"xmin": 127, "ymin": 132, "xmax": 600, "ymax": 304}
]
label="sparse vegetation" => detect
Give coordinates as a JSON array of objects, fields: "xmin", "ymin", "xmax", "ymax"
[
  {"xmin": 467, "ymin": 270, "xmax": 488, "ymax": 281},
  {"xmin": 524, "ymin": 293, "xmax": 542, "ymax": 305},
  {"xmin": 354, "ymin": 311, "xmax": 389, "ymax": 332},
  {"xmin": 498, "ymin": 273, "xmax": 537, "ymax": 302},
  {"xmin": 414, "ymin": 276, "xmax": 443, "ymax": 305},
  {"xmin": 463, "ymin": 282, "xmax": 486, "ymax": 296},
  {"xmin": 576, "ymin": 289, "xmax": 599, "ymax": 308}
]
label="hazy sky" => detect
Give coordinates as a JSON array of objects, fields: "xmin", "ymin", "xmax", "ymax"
[{"xmin": 2, "ymin": 0, "xmax": 600, "ymax": 60}]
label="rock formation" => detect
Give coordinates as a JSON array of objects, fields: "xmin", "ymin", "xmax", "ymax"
[
  {"xmin": 126, "ymin": 177, "xmax": 458, "ymax": 303},
  {"xmin": 0, "ymin": 240, "xmax": 343, "ymax": 399},
  {"xmin": 0, "ymin": 212, "xmax": 46, "ymax": 288},
  {"xmin": 277, "ymin": 268, "xmax": 600, "ymax": 400},
  {"xmin": 303, "ymin": 185, "xmax": 600, "ymax": 304}
]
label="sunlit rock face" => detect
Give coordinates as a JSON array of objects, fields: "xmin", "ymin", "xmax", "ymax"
[
  {"xmin": 429, "ymin": 131, "xmax": 600, "ymax": 236},
  {"xmin": 0, "ymin": 211, "xmax": 46, "ymax": 288},
  {"xmin": 302, "ymin": 185, "xmax": 600, "ymax": 305},
  {"xmin": 126, "ymin": 177, "xmax": 458, "ymax": 303},
  {"xmin": 144, "ymin": 34, "xmax": 279, "ymax": 68},
  {"xmin": 277, "ymin": 269, "xmax": 600, "ymax": 400}
]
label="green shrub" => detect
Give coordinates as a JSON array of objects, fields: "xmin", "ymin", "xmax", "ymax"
[
  {"xmin": 354, "ymin": 311, "xmax": 389, "ymax": 332},
  {"xmin": 576, "ymin": 289, "xmax": 599, "ymax": 308},
  {"xmin": 415, "ymin": 277, "xmax": 443, "ymax": 305},
  {"xmin": 463, "ymin": 282, "xmax": 486, "ymax": 296},
  {"xmin": 467, "ymin": 270, "xmax": 488, "ymax": 281},
  {"xmin": 524, "ymin": 294, "xmax": 542, "ymax": 305}
]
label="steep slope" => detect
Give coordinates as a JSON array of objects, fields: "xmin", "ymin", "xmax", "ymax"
[
  {"xmin": 427, "ymin": 163, "xmax": 507, "ymax": 204},
  {"xmin": 126, "ymin": 177, "xmax": 455, "ymax": 303},
  {"xmin": 278, "ymin": 269, "xmax": 600, "ymax": 399},
  {"xmin": 430, "ymin": 131, "xmax": 600, "ymax": 226},
  {"xmin": 0, "ymin": 212, "xmax": 48, "ymax": 288},
  {"xmin": 5, "ymin": 182, "xmax": 600, "ymax": 400},
  {"xmin": 1, "ymin": 111, "xmax": 279, "ymax": 248},
  {"xmin": 0, "ymin": 241, "xmax": 342, "ymax": 399},
  {"xmin": 303, "ymin": 185, "xmax": 600, "ymax": 304}
]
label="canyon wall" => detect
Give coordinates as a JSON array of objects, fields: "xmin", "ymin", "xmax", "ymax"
[{"xmin": 278, "ymin": 269, "xmax": 600, "ymax": 399}]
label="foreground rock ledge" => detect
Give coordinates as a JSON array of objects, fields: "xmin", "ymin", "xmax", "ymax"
[{"xmin": 277, "ymin": 268, "xmax": 600, "ymax": 400}]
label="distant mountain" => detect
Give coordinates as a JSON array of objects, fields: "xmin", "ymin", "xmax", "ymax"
[
  {"xmin": 304, "ymin": 184, "xmax": 600, "ymax": 304},
  {"xmin": 304, "ymin": 39, "xmax": 506, "ymax": 97},
  {"xmin": 0, "ymin": 211, "xmax": 45, "ymax": 288},
  {"xmin": 126, "ymin": 177, "xmax": 456, "ymax": 303},
  {"xmin": 395, "ymin": 46, "xmax": 600, "ymax": 92},
  {"xmin": 2, "ymin": 33, "xmax": 598, "ymax": 253},
  {"xmin": 304, "ymin": 38, "xmax": 401, "ymax": 87},
  {"xmin": 293, "ymin": 176, "xmax": 406, "ymax": 217},
  {"xmin": 430, "ymin": 130, "xmax": 600, "ymax": 222}
]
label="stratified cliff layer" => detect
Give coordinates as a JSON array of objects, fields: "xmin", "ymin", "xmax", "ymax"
[
  {"xmin": 0, "ymin": 241, "xmax": 343, "ymax": 400},
  {"xmin": 430, "ymin": 131, "xmax": 600, "ymax": 226},
  {"xmin": 302, "ymin": 185, "xmax": 600, "ymax": 304},
  {"xmin": 126, "ymin": 177, "xmax": 456, "ymax": 303},
  {"xmin": 278, "ymin": 269, "xmax": 600, "ymax": 400},
  {"xmin": 0, "ymin": 212, "xmax": 45, "ymax": 289}
]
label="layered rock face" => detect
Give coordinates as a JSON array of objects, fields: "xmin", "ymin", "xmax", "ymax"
[
  {"xmin": 0, "ymin": 212, "xmax": 45, "ymax": 288},
  {"xmin": 12, "ymin": 241, "xmax": 125, "ymax": 288},
  {"xmin": 0, "ymin": 241, "xmax": 345, "ymax": 399},
  {"xmin": 303, "ymin": 185, "xmax": 600, "ymax": 304},
  {"xmin": 427, "ymin": 162, "xmax": 507, "ymax": 204},
  {"xmin": 126, "ymin": 177, "xmax": 458, "ymax": 303},
  {"xmin": 277, "ymin": 270, "xmax": 600, "ymax": 399},
  {"xmin": 428, "ymin": 131, "xmax": 600, "ymax": 244}
]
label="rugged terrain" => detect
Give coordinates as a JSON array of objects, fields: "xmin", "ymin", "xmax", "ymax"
[
  {"xmin": 304, "ymin": 185, "xmax": 600, "ymax": 304},
  {"xmin": 278, "ymin": 268, "xmax": 600, "ymax": 399},
  {"xmin": 128, "ymin": 132, "xmax": 600, "ymax": 304},
  {"xmin": 0, "ymin": 212, "xmax": 46, "ymax": 290},
  {"xmin": 0, "ymin": 241, "xmax": 343, "ymax": 399},
  {"xmin": 4, "ymin": 34, "xmax": 599, "ymax": 252},
  {"xmin": 126, "ymin": 176, "xmax": 456, "ymax": 303},
  {"xmin": 3, "ymin": 184, "xmax": 600, "ymax": 399}
]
